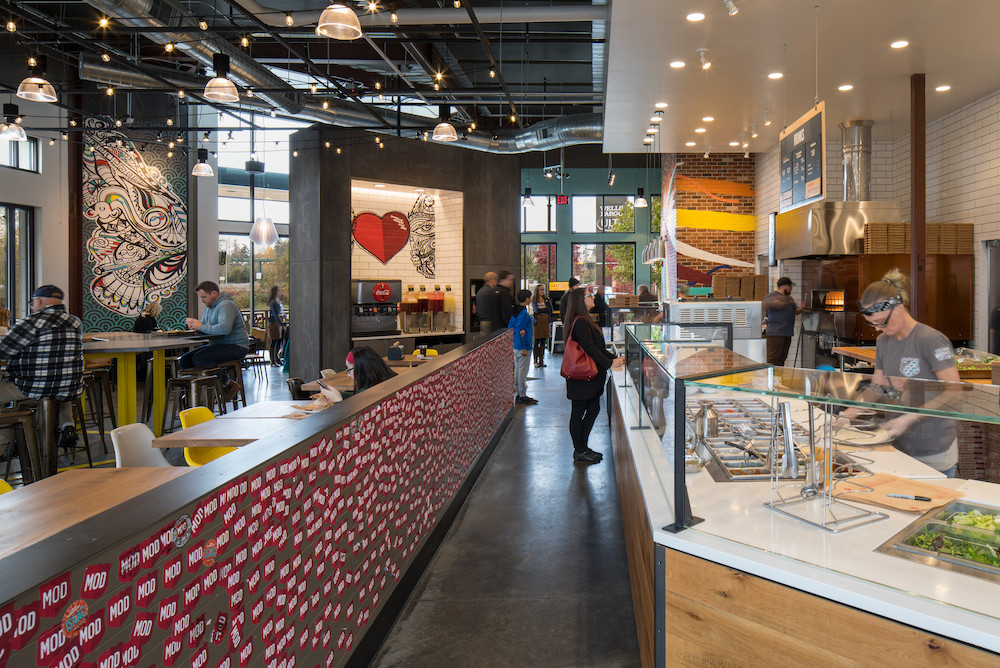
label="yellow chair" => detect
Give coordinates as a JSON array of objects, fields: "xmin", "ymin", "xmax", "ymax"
[
  {"xmin": 425, "ymin": 348, "xmax": 439, "ymax": 356},
  {"xmin": 0, "ymin": 479, "xmax": 13, "ymax": 494},
  {"xmin": 179, "ymin": 407, "xmax": 236, "ymax": 467}
]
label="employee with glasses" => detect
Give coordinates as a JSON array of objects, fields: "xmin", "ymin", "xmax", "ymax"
[{"xmin": 859, "ymin": 268, "xmax": 960, "ymax": 476}]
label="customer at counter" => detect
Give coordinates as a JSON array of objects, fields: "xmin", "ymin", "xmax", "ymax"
[
  {"xmin": 496, "ymin": 270, "xmax": 516, "ymax": 327},
  {"xmin": 858, "ymin": 268, "xmax": 961, "ymax": 477},
  {"xmin": 558, "ymin": 277, "xmax": 580, "ymax": 322}
]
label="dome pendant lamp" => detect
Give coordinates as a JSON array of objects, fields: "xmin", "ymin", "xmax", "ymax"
[
  {"xmin": 316, "ymin": 4, "xmax": 362, "ymax": 40},
  {"xmin": 17, "ymin": 55, "xmax": 57, "ymax": 103},
  {"xmin": 192, "ymin": 148, "xmax": 214, "ymax": 177},
  {"xmin": 432, "ymin": 105, "xmax": 458, "ymax": 142},
  {"xmin": 0, "ymin": 104, "xmax": 27, "ymax": 142},
  {"xmin": 634, "ymin": 188, "xmax": 648, "ymax": 208},
  {"xmin": 203, "ymin": 53, "xmax": 239, "ymax": 103}
]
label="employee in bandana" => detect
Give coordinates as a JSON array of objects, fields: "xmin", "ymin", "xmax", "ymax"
[{"xmin": 859, "ymin": 268, "xmax": 960, "ymax": 476}]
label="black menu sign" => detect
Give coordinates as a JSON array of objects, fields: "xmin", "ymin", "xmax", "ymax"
[{"xmin": 779, "ymin": 101, "xmax": 825, "ymax": 212}]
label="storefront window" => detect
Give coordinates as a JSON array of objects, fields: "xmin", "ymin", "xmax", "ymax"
[
  {"xmin": 521, "ymin": 243, "xmax": 556, "ymax": 290},
  {"xmin": 0, "ymin": 137, "xmax": 39, "ymax": 173},
  {"xmin": 521, "ymin": 197, "xmax": 553, "ymax": 232},
  {"xmin": 218, "ymin": 234, "xmax": 289, "ymax": 320},
  {"xmin": 0, "ymin": 204, "xmax": 34, "ymax": 321},
  {"xmin": 572, "ymin": 195, "xmax": 636, "ymax": 233},
  {"xmin": 571, "ymin": 243, "xmax": 635, "ymax": 295}
]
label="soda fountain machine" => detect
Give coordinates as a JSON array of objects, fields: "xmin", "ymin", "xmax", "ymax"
[{"xmin": 350, "ymin": 280, "xmax": 401, "ymax": 336}]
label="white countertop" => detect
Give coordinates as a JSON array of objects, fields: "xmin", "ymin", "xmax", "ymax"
[{"xmin": 611, "ymin": 369, "xmax": 1000, "ymax": 653}]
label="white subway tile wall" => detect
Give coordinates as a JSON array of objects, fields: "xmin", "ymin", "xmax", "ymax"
[{"xmin": 351, "ymin": 183, "xmax": 465, "ymax": 329}]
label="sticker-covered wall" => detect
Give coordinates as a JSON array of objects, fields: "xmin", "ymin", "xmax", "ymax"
[
  {"xmin": 351, "ymin": 181, "xmax": 464, "ymax": 331},
  {"xmin": 81, "ymin": 119, "xmax": 188, "ymax": 331},
  {"xmin": 0, "ymin": 334, "xmax": 513, "ymax": 668}
]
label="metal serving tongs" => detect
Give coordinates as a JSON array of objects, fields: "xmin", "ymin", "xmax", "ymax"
[{"xmin": 779, "ymin": 402, "xmax": 799, "ymax": 478}]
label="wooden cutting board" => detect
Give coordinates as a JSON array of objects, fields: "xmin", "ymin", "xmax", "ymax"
[{"xmin": 834, "ymin": 472, "xmax": 963, "ymax": 513}]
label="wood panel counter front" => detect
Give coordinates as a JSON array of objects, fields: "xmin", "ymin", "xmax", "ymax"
[{"xmin": 0, "ymin": 468, "xmax": 189, "ymax": 560}]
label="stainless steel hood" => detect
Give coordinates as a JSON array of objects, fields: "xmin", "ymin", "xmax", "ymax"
[{"xmin": 775, "ymin": 201, "xmax": 902, "ymax": 259}]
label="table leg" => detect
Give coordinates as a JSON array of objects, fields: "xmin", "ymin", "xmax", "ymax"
[
  {"xmin": 114, "ymin": 353, "xmax": 138, "ymax": 425},
  {"xmin": 152, "ymin": 350, "xmax": 165, "ymax": 437}
]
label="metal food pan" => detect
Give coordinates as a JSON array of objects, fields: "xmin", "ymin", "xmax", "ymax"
[
  {"xmin": 931, "ymin": 500, "xmax": 1000, "ymax": 528},
  {"xmin": 897, "ymin": 521, "xmax": 1000, "ymax": 571}
]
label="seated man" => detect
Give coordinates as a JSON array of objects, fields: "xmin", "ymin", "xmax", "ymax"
[
  {"xmin": 0, "ymin": 285, "xmax": 84, "ymax": 450},
  {"xmin": 181, "ymin": 281, "xmax": 249, "ymax": 401}
]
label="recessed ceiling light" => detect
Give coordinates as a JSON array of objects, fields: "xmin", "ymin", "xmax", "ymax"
[
  {"xmin": 686, "ymin": 12, "xmax": 705, "ymax": 21},
  {"xmin": 935, "ymin": 84, "xmax": 951, "ymax": 92},
  {"xmin": 655, "ymin": 102, "xmax": 668, "ymax": 109},
  {"xmin": 702, "ymin": 116, "xmax": 715, "ymax": 122},
  {"xmin": 838, "ymin": 84, "xmax": 853, "ymax": 91},
  {"xmin": 414, "ymin": 188, "xmax": 425, "ymax": 193},
  {"xmin": 648, "ymin": 126, "xmax": 659, "ymax": 133},
  {"xmin": 768, "ymin": 72, "xmax": 783, "ymax": 79},
  {"xmin": 695, "ymin": 127, "xmax": 707, "ymax": 133},
  {"xmin": 650, "ymin": 116, "xmax": 662, "ymax": 123},
  {"xmin": 374, "ymin": 184, "xmax": 385, "ymax": 188},
  {"xmin": 670, "ymin": 61, "xmax": 686, "ymax": 69},
  {"xmin": 890, "ymin": 40, "xmax": 909, "ymax": 49},
  {"xmin": 729, "ymin": 141, "xmax": 740, "ymax": 147},
  {"xmin": 685, "ymin": 141, "xmax": 696, "ymax": 147}
]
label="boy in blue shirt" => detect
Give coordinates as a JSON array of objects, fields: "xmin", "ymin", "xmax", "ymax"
[{"xmin": 510, "ymin": 289, "xmax": 537, "ymax": 405}]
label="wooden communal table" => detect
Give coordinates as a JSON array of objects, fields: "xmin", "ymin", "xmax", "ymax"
[
  {"xmin": 0, "ymin": 467, "xmax": 189, "ymax": 560},
  {"xmin": 151, "ymin": 417, "xmax": 302, "ymax": 449},
  {"xmin": 216, "ymin": 400, "xmax": 314, "ymax": 419},
  {"xmin": 301, "ymin": 363, "xmax": 422, "ymax": 393},
  {"xmin": 84, "ymin": 333, "xmax": 205, "ymax": 436}
]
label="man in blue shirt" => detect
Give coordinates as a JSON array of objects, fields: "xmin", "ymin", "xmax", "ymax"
[
  {"xmin": 762, "ymin": 276, "xmax": 802, "ymax": 366},
  {"xmin": 510, "ymin": 289, "xmax": 536, "ymax": 405},
  {"xmin": 181, "ymin": 281, "xmax": 249, "ymax": 400}
]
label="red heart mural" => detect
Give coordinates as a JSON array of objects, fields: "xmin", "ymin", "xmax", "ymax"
[{"xmin": 352, "ymin": 211, "xmax": 411, "ymax": 264}]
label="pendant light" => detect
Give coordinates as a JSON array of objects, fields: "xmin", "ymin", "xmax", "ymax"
[
  {"xmin": 634, "ymin": 187, "xmax": 648, "ymax": 208},
  {"xmin": 203, "ymin": 53, "xmax": 239, "ymax": 103},
  {"xmin": 522, "ymin": 187, "xmax": 534, "ymax": 207},
  {"xmin": 192, "ymin": 148, "xmax": 214, "ymax": 177},
  {"xmin": 0, "ymin": 104, "xmax": 27, "ymax": 142},
  {"xmin": 432, "ymin": 105, "xmax": 458, "ymax": 142},
  {"xmin": 250, "ymin": 216, "xmax": 279, "ymax": 246},
  {"xmin": 17, "ymin": 56, "xmax": 56, "ymax": 103},
  {"xmin": 316, "ymin": 4, "xmax": 362, "ymax": 40}
]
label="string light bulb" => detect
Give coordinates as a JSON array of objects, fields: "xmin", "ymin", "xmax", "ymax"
[
  {"xmin": 98, "ymin": 17, "xmax": 109, "ymax": 28},
  {"xmin": 510, "ymin": 114, "xmax": 516, "ymax": 123},
  {"xmin": 310, "ymin": 83, "xmax": 317, "ymax": 94},
  {"xmin": 322, "ymin": 100, "xmax": 329, "ymax": 109},
  {"xmin": 115, "ymin": 119, "xmax": 123, "ymax": 127},
  {"xmin": 489, "ymin": 68, "xmax": 495, "ymax": 78},
  {"xmin": 165, "ymin": 42, "xmax": 175, "ymax": 53},
  {"xmin": 367, "ymin": 1, "xmax": 377, "ymax": 10},
  {"xmin": 198, "ymin": 19, "xmax": 208, "ymax": 30},
  {"xmin": 101, "ymin": 52, "xmax": 111, "ymax": 62},
  {"xmin": 293, "ymin": 150, "xmax": 298, "ymax": 158},
  {"xmin": 375, "ymin": 81, "xmax": 381, "ymax": 90},
  {"xmin": 285, "ymin": 13, "xmax": 293, "ymax": 26},
  {"xmin": 241, "ymin": 35, "xmax": 249, "ymax": 48},
  {"xmin": 27, "ymin": 56, "xmax": 37, "ymax": 68},
  {"xmin": 6, "ymin": 20, "xmax": 15, "ymax": 32},
  {"xmin": 391, "ymin": 12, "xmax": 398, "ymax": 23},
  {"xmin": 177, "ymin": 89, "xmax": 185, "ymax": 98},
  {"xmin": 166, "ymin": 117, "xmax": 173, "ymax": 126},
  {"xmin": 336, "ymin": 147, "xmax": 341, "ymax": 154},
  {"xmin": 105, "ymin": 86, "xmax": 114, "ymax": 96}
]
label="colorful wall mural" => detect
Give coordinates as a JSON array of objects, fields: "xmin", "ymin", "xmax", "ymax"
[{"xmin": 81, "ymin": 119, "xmax": 188, "ymax": 331}]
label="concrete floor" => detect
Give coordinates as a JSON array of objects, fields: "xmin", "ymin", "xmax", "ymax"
[{"xmin": 372, "ymin": 355, "xmax": 640, "ymax": 667}]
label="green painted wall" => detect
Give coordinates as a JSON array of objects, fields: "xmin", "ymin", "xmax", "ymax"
[{"xmin": 519, "ymin": 166, "xmax": 660, "ymax": 289}]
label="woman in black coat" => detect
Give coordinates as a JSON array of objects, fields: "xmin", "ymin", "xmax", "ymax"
[{"xmin": 563, "ymin": 288, "xmax": 623, "ymax": 464}]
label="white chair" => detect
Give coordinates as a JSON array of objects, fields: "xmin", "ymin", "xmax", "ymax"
[{"xmin": 110, "ymin": 424, "xmax": 172, "ymax": 467}]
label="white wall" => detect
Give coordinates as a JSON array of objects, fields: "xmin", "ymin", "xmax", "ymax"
[{"xmin": 0, "ymin": 99, "xmax": 69, "ymax": 293}]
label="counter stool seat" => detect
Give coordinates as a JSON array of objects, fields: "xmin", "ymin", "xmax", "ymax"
[
  {"xmin": 24, "ymin": 397, "xmax": 93, "ymax": 477},
  {"xmin": 218, "ymin": 359, "xmax": 247, "ymax": 410},
  {"xmin": 0, "ymin": 410, "xmax": 41, "ymax": 485},
  {"xmin": 162, "ymin": 375, "xmax": 222, "ymax": 434}
]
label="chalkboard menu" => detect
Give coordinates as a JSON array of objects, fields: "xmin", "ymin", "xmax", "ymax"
[{"xmin": 779, "ymin": 101, "xmax": 826, "ymax": 212}]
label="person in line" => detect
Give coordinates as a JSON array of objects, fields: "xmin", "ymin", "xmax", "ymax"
[
  {"xmin": 267, "ymin": 285, "xmax": 286, "ymax": 366},
  {"xmin": 132, "ymin": 301, "xmax": 162, "ymax": 333},
  {"xmin": 346, "ymin": 345, "xmax": 397, "ymax": 395},
  {"xmin": 563, "ymin": 288, "xmax": 624, "ymax": 464},
  {"xmin": 510, "ymin": 289, "xmax": 536, "ymax": 405},
  {"xmin": 181, "ymin": 281, "xmax": 249, "ymax": 402},
  {"xmin": 558, "ymin": 277, "xmax": 580, "ymax": 323},
  {"xmin": 762, "ymin": 276, "xmax": 802, "ymax": 366},
  {"xmin": 858, "ymin": 269, "xmax": 961, "ymax": 477},
  {"xmin": 637, "ymin": 284, "xmax": 657, "ymax": 302},
  {"xmin": 529, "ymin": 284, "xmax": 553, "ymax": 367},
  {"xmin": 589, "ymin": 284, "xmax": 609, "ymax": 328},
  {"xmin": 0, "ymin": 285, "xmax": 84, "ymax": 451},
  {"xmin": 475, "ymin": 272, "xmax": 499, "ymax": 335},
  {"xmin": 496, "ymin": 270, "xmax": 516, "ymax": 328}
]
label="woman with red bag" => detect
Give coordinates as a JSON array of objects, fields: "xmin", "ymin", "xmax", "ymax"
[{"xmin": 562, "ymin": 287, "xmax": 624, "ymax": 464}]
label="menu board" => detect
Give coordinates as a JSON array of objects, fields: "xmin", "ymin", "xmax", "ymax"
[{"xmin": 779, "ymin": 101, "xmax": 825, "ymax": 212}]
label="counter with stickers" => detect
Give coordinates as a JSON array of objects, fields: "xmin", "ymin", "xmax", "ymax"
[{"xmin": 0, "ymin": 330, "xmax": 514, "ymax": 668}]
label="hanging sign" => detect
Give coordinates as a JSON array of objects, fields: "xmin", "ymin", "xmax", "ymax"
[{"xmin": 778, "ymin": 101, "xmax": 825, "ymax": 212}]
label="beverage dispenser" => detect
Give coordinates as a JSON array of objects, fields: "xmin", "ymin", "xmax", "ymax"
[{"xmin": 350, "ymin": 280, "xmax": 401, "ymax": 335}]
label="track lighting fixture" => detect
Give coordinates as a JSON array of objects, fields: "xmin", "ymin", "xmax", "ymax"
[
  {"xmin": 247, "ymin": 88, "xmax": 255, "ymax": 98},
  {"xmin": 522, "ymin": 187, "xmax": 534, "ymax": 207},
  {"xmin": 270, "ymin": 109, "xmax": 276, "ymax": 117},
  {"xmin": 17, "ymin": 55, "xmax": 57, "ymax": 103},
  {"xmin": 202, "ymin": 131, "xmax": 210, "ymax": 143},
  {"xmin": 643, "ymin": 136, "xmax": 654, "ymax": 145},
  {"xmin": 634, "ymin": 188, "xmax": 648, "ymax": 208},
  {"xmin": 192, "ymin": 148, "xmax": 214, "ymax": 177},
  {"xmin": 697, "ymin": 48, "xmax": 711, "ymax": 70},
  {"xmin": 204, "ymin": 53, "xmax": 239, "ymax": 102},
  {"xmin": 704, "ymin": 149, "xmax": 711, "ymax": 159},
  {"xmin": 316, "ymin": 4, "xmax": 363, "ymax": 40},
  {"xmin": 750, "ymin": 123, "xmax": 758, "ymax": 138},
  {"xmin": 763, "ymin": 110, "xmax": 772, "ymax": 126},
  {"xmin": 0, "ymin": 104, "xmax": 26, "ymax": 142},
  {"xmin": 723, "ymin": 0, "xmax": 738, "ymax": 16},
  {"xmin": 744, "ymin": 149, "xmax": 750, "ymax": 159}
]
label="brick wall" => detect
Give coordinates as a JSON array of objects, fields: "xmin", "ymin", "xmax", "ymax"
[
  {"xmin": 676, "ymin": 153, "xmax": 756, "ymax": 281},
  {"xmin": 351, "ymin": 182, "xmax": 464, "ymax": 328}
]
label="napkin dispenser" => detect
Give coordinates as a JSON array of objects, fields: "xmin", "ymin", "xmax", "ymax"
[{"xmin": 387, "ymin": 342, "xmax": 404, "ymax": 361}]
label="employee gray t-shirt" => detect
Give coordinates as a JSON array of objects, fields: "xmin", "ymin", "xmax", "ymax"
[{"xmin": 875, "ymin": 322, "xmax": 956, "ymax": 466}]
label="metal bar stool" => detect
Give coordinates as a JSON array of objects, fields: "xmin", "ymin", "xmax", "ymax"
[
  {"xmin": 35, "ymin": 397, "xmax": 93, "ymax": 477},
  {"xmin": 85, "ymin": 364, "xmax": 117, "ymax": 429},
  {"xmin": 161, "ymin": 374, "xmax": 222, "ymax": 434},
  {"xmin": 80, "ymin": 372, "xmax": 110, "ymax": 454},
  {"xmin": 218, "ymin": 359, "xmax": 247, "ymax": 410},
  {"xmin": 0, "ymin": 410, "xmax": 41, "ymax": 484},
  {"xmin": 142, "ymin": 355, "xmax": 181, "ymax": 423}
]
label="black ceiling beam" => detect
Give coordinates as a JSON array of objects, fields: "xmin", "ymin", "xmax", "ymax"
[{"xmin": 463, "ymin": 2, "xmax": 521, "ymax": 128}]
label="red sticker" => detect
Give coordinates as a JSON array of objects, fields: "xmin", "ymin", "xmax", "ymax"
[
  {"xmin": 156, "ymin": 595, "xmax": 179, "ymax": 630},
  {"xmin": 139, "ymin": 535, "xmax": 163, "ymax": 569},
  {"xmin": 190, "ymin": 643, "xmax": 209, "ymax": 668},
  {"xmin": 211, "ymin": 613, "xmax": 228, "ymax": 645},
  {"xmin": 38, "ymin": 573, "xmax": 71, "ymax": 618},
  {"xmin": 183, "ymin": 579, "xmax": 202, "ymax": 611},
  {"xmin": 107, "ymin": 589, "xmax": 131, "ymax": 628},
  {"xmin": 130, "ymin": 612, "xmax": 155, "ymax": 645},
  {"xmin": 163, "ymin": 555, "xmax": 183, "ymax": 589},
  {"xmin": 135, "ymin": 572, "xmax": 158, "ymax": 608},
  {"xmin": 237, "ymin": 638, "xmax": 254, "ymax": 667},
  {"xmin": 186, "ymin": 541, "xmax": 205, "ymax": 574},
  {"xmin": 77, "ymin": 608, "xmax": 104, "ymax": 654},
  {"xmin": 187, "ymin": 615, "xmax": 207, "ymax": 649},
  {"xmin": 201, "ymin": 564, "xmax": 219, "ymax": 596},
  {"xmin": 80, "ymin": 564, "xmax": 111, "ymax": 599},
  {"xmin": 120, "ymin": 639, "xmax": 142, "ymax": 667},
  {"xmin": 162, "ymin": 633, "xmax": 183, "ymax": 666},
  {"xmin": 172, "ymin": 611, "xmax": 192, "ymax": 638},
  {"xmin": 36, "ymin": 620, "xmax": 76, "ymax": 668}
]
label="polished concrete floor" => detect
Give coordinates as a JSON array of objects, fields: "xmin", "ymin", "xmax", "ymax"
[{"xmin": 372, "ymin": 353, "xmax": 640, "ymax": 667}]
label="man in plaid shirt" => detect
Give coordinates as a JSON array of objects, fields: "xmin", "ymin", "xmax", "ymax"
[{"xmin": 0, "ymin": 285, "xmax": 84, "ymax": 404}]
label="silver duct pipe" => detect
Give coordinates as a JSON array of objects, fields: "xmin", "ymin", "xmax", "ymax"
[
  {"xmin": 841, "ymin": 120, "xmax": 874, "ymax": 201},
  {"xmin": 79, "ymin": 55, "xmax": 604, "ymax": 152},
  {"xmin": 82, "ymin": 0, "xmax": 304, "ymax": 114}
]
